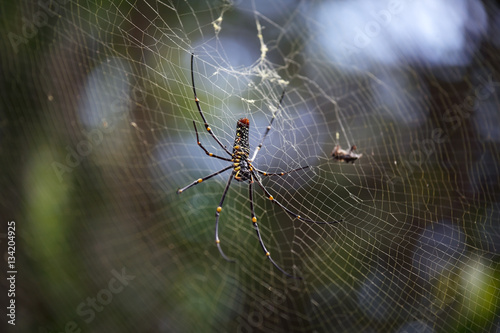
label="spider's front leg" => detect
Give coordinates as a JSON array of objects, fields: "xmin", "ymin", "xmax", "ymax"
[
  {"xmin": 249, "ymin": 90, "xmax": 285, "ymax": 162},
  {"xmin": 192, "ymin": 121, "xmax": 232, "ymax": 161},
  {"xmin": 191, "ymin": 53, "xmax": 232, "ymax": 156}
]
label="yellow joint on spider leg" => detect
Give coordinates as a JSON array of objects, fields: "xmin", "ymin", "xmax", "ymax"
[
  {"xmin": 265, "ymin": 252, "xmax": 270, "ymax": 257},
  {"xmin": 269, "ymin": 195, "xmax": 274, "ymax": 201},
  {"xmin": 197, "ymin": 178, "xmax": 203, "ymax": 183},
  {"xmin": 252, "ymin": 217, "xmax": 257, "ymax": 223},
  {"xmin": 216, "ymin": 239, "xmax": 220, "ymax": 244},
  {"xmin": 206, "ymin": 127, "xmax": 211, "ymax": 131},
  {"xmin": 217, "ymin": 206, "xmax": 222, "ymax": 213}
]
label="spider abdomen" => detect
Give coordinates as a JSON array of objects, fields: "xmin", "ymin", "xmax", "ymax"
[{"xmin": 233, "ymin": 118, "xmax": 251, "ymax": 182}]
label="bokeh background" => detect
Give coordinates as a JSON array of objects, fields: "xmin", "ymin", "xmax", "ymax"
[{"xmin": 1, "ymin": 0, "xmax": 500, "ymax": 332}]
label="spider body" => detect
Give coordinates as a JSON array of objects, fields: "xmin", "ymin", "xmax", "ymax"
[
  {"xmin": 232, "ymin": 118, "xmax": 251, "ymax": 182},
  {"xmin": 177, "ymin": 54, "xmax": 341, "ymax": 279}
]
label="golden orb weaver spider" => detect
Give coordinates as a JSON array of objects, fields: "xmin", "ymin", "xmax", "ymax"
[{"xmin": 177, "ymin": 54, "xmax": 342, "ymax": 278}]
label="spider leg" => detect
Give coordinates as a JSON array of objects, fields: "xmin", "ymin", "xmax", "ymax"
[
  {"xmin": 249, "ymin": 177, "xmax": 300, "ymax": 279},
  {"xmin": 250, "ymin": 169, "xmax": 342, "ymax": 224},
  {"xmin": 253, "ymin": 165, "xmax": 309, "ymax": 177},
  {"xmin": 193, "ymin": 121, "xmax": 232, "ymax": 161},
  {"xmin": 177, "ymin": 165, "xmax": 232, "ymax": 194},
  {"xmin": 191, "ymin": 53, "xmax": 232, "ymax": 156},
  {"xmin": 249, "ymin": 90, "xmax": 285, "ymax": 162},
  {"xmin": 215, "ymin": 171, "xmax": 236, "ymax": 262}
]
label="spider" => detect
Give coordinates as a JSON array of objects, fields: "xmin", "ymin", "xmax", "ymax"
[
  {"xmin": 177, "ymin": 54, "xmax": 342, "ymax": 278},
  {"xmin": 332, "ymin": 144, "xmax": 362, "ymax": 163}
]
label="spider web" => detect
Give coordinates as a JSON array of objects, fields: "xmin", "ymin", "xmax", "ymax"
[{"xmin": 3, "ymin": 0, "xmax": 500, "ymax": 332}]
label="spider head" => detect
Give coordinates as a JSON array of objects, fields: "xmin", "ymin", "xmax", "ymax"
[{"xmin": 238, "ymin": 118, "xmax": 250, "ymax": 127}]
